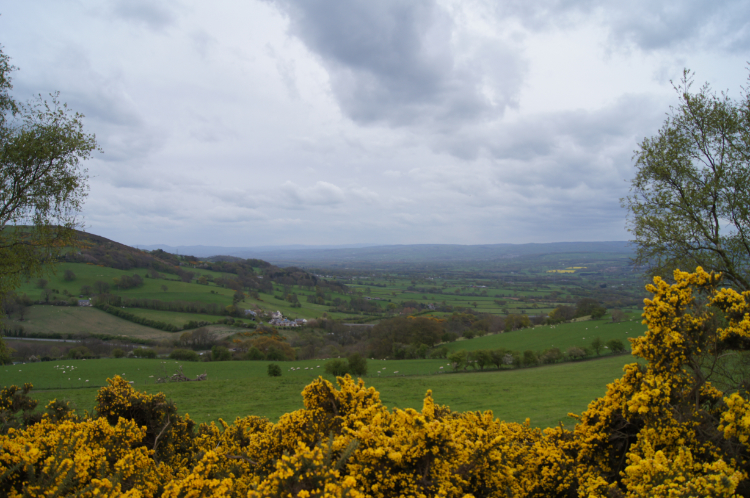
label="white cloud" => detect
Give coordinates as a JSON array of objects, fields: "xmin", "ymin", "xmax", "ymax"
[{"xmin": 0, "ymin": 0, "xmax": 744, "ymax": 246}]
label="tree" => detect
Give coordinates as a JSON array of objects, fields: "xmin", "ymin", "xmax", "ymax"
[
  {"xmin": 591, "ymin": 337, "xmax": 603, "ymax": 356},
  {"xmin": 448, "ymin": 350, "xmax": 467, "ymax": 371},
  {"xmin": 93, "ymin": 281, "xmax": 109, "ymax": 295},
  {"xmin": 548, "ymin": 305, "xmax": 576, "ymax": 323},
  {"xmin": 575, "ymin": 298, "xmax": 606, "ymax": 319},
  {"xmin": 611, "ymin": 309, "xmax": 626, "ymax": 322},
  {"xmin": 211, "ymin": 345, "xmax": 232, "ymax": 361},
  {"xmin": 624, "ymin": 69, "xmax": 750, "ymax": 290},
  {"xmin": 471, "ymin": 350, "xmax": 490, "ymax": 370},
  {"xmin": 267, "ymin": 363, "xmax": 281, "ymax": 377},
  {"xmin": 63, "ymin": 270, "xmax": 75, "ymax": 281},
  {"xmin": 606, "ymin": 339, "xmax": 626, "ymax": 353},
  {"xmin": 0, "ymin": 46, "xmax": 98, "ymax": 308},
  {"xmin": 347, "ymin": 353, "xmax": 367, "ymax": 376},
  {"xmin": 324, "ymin": 359, "xmax": 349, "ymax": 376},
  {"xmin": 0, "ymin": 336, "xmax": 13, "ymax": 364}
]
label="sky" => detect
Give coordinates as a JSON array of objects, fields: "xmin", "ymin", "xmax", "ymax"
[{"xmin": 2, "ymin": 1, "xmax": 748, "ymax": 247}]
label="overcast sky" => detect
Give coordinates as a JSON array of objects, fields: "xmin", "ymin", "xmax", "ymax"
[{"xmin": 2, "ymin": 1, "xmax": 748, "ymax": 247}]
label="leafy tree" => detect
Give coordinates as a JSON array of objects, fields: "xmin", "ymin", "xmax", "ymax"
[
  {"xmin": 522, "ymin": 350, "xmax": 537, "ymax": 367},
  {"xmin": 169, "ymin": 349, "xmax": 199, "ymax": 362},
  {"xmin": 0, "ymin": 47, "xmax": 98, "ymax": 308},
  {"xmin": 448, "ymin": 350, "xmax": 467, "ymax": 371},
  {"xmin": 36, "ymin": 278, "xmax": 47, "ymax": 289},
  {"xmin": 606, "ymin": 339, "xmax": 626, "ymax": 353},
  {"xmin": 473, "ymin": 350, "xmax": 492, "ymax": 370},
  {"xmin": 63, "ymin": 270, "xmax": 75, "ymax": 281},
  {"xmin": 429, "ymin": 346, "xmax": 449, "ymax": 359},
  {"xmin": 624, "ymin": 70, "xmax": 750, "ymax": 290},
  {"xmin": 539, "ymin": 347, "xmax": 562, "ymax": 364},
  {"xmin": 611, "ymin": 309, "xmax": 626, "ymax": 322},
  {"xmin": 211, "ymin": 345, "xmax": 232, "ymax": 361},
  {"xmin": 267, "ymin": 363, "xmax": 282, "ymax": 377},
  {"xmin": 575, "ymin": 298, "xmax": 606, "ymax": 319},
  {"xmin": 490, "ymin": 349, "xmax": 507, "ymax": 369},
  {"xmin": 347, "ymin": 353, "xmax": 367, "ymax": 376},
  {"xmin": 566, "ymin": 346, "xmax": 587, "ymax": 360},
  {"xmin": 324, "ymin": 359, "xmax": 349, "ymax": 376},
  {"xmin": 591, "ymin": 337, "xmax": 603, "ymax": 356},
  {"xmin": 245, "ymin": 347, "xmax": 265, "ymax": 361},
  {"xmin": 0, "ymin": 337, "xmax": 13, "ymax": 365},
  {"xmin": 93, "ymin": 281, "xmax": 109, "ymax": 294},
  {"xmin": 111, "ymin": 348, "xmax": 124, "ymax": 358},
  {"xmin": 548, "ymin": 305, "xmax": 575, "ymax": 323}
]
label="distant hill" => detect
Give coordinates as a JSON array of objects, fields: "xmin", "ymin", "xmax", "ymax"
[
  {"xmin": 135, "ymin": 240, "xmax": 633, "ymax": 267},
  {"xmin": 223, "ymin": 241, "xmax": 633, "ymax": 266},
  {"xmin": 135, "ymin": 243, "xmax": 379, "ymax": 258}
]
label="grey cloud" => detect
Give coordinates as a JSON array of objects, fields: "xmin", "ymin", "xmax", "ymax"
[
  {"xmin": 481, "ymin": 0, "xmax": 750, "ymax": 53},
  {"xmin": 266, "ymin": 0, "xmax": 524, "ymax": 129},
  {"xmin": 281, "ymin": 181, "xmax": 346, "ymax": 207},
  {"xmin": 604, "ymin": 0, "xmax": 750, "ymax": 53},
  {"xmin": 112, "ymin": 0, "xmax": 182, "ymax": 31},
  {"xmin": 265, "ymin": 45, "xmax": 300, "ymax": 100}
]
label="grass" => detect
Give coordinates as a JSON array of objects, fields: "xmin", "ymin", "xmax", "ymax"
[
  {"xmin": 442, "ymin": 316, "xmax": 647, "ymax": 355},
  {"xmin": 8, "ymin": 354, "xmax": 635, "ymax": 429},
  {"xmin": 4, "ymin": 306, "xmax": 178, "ymax": 341}
]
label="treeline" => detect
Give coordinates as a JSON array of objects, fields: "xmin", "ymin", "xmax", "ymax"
[
  {"xmin": 299, "ymin": 312, "xmax": 541, "ymax": 360},
  {"xmin": 94, "ymin": 303, "xmax": 183, "ymax": 332},
  {"xmin": 441, "ymin": 340, "xmax": 627, "ymax": 371}
]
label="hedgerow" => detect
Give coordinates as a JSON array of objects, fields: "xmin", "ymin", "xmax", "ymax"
[{"xmin": 2, "ymin": 268, "xmax": 750, "ymax": 496}]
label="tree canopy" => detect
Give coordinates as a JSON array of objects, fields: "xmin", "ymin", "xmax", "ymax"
[
  {"xmin": 624, "ymin": 69, "xmax": 750, "ymax": 290},
  {"xmin": 0, "ymin": 45, "xmax": 98, "ymax": 306}
]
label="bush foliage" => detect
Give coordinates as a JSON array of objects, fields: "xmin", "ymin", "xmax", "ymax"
[{"xmin": 3, "ymin": 268, "xmax": 750, "ymax": 496}]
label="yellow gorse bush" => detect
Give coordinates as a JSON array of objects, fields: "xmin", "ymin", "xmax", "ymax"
[{"xmin": 5, "ymin": 268, "xmax": 750, "ymax": 496}]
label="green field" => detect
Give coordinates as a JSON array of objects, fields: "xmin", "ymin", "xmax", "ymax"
[
  {"xmin": 442, "ymin": 315, "xmax": 647, "ymax": 354},
  {"xmin": 6, "ymin": 354, "xmax": 635, "ymax": 428},
  {"xmin": 5, "ymin": 305, "xmax": 178, "ymax": 341}
]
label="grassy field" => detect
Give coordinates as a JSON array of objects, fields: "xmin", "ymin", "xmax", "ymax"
[
  {"xmin": 7, "ymin": 354, "xmax": 635, "ymax": 428},
  {"xmin": 442, "ymin": 315, "xmax": 647, "ymax": 354},
  {"xmin": 5, "ymin": 306, "xmax": 179, "ymax": 341}
]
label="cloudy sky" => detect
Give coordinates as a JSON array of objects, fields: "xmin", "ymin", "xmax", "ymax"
[{"xmin": 2, "ymin": 1, "xmax": 748, "ymax": 247}]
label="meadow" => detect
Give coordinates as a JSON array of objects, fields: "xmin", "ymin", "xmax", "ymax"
[
  {"xmin": 6, "ymin": 353, "xmax": 635, "ymax": 429},
  {"xmin": 442, "ymin": 314, "xmax": 646, "ymax": 355}
]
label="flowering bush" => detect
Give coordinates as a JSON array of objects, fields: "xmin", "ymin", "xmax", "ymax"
[{"xmin": 3, "ymin": 268, "xmax": 750, "ymax": 496}]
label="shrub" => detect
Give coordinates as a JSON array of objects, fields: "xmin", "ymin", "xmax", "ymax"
[
  {"xmin": 606, "ymin": 339, "xmax": 626, "ymax": 353},
  {"xmin": 211, "ymin": 345, "xmax": 232, "ymax": 362},
  {"xmin": 347, "ymin": 353, "xmax": 367, "ymax": 376},
  {"xmin": 267, "ymin": 363, "xmax": 282, "ymax": 377},
  {"xmin": 246, "ymin": 347, "xmax": 265, "ymax": 361},
  {"xmin": 67, "ymin": 346, "xmax": 95, "ymax": 359},
  {"xmin": 266, "ymin": 347, "xmax": 287, "ymax": 361},
  {"xmin": 441, "ymin": 331, "xmax": 458, "ymax": 343},
  {"xmin": 324, "ymin": 359, "xmax": 349, "ymax": 376},
  {"xmin": 169, "ymin": 349, "xmax": 200, "ymax": 362},
  {"xmin": 522, "ymin": 350, "xmax": 537, "ymax": 367},
  {"xmin": 112, "ymin": 348, "xmax": 125, "ymax": 358},
  {"xmin": 133, "ymin": 348, "xmax": 157, "ymax": 359},
  {"xmin": 429, "ymin": 346, "xmax": 449, "ymax": 359},
  {"xmin": 539, "ymin": 347, "xmax": 562, "ymax": 364},
  {"xmin": 566, "ymin": 346, "xmax": 587, "ymax": 360}
]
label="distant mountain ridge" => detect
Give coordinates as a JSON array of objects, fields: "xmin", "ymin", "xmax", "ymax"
[{"xmin": 135, "ymin": 241, "xmax": 633, "ymax": 266}]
